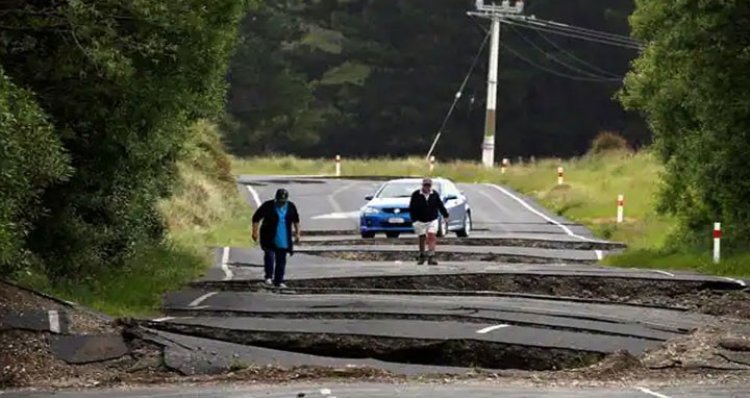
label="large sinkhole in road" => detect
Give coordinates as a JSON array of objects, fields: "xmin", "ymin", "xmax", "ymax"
[{"xmin": 146, "ymin": 322, "xmax": 604, "ymax": 371}]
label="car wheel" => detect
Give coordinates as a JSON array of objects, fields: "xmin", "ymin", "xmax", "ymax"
[
  {"xmin": 385, "ymin": 232, "xmax": 400, "ymax": 239},
  {"xmin": 361, "ymin": 232, "xmax": 376, "ymax": 239},
  {"xmin": 437, "ymin": 218, "xmax": 448, "ymax": 238},
  {"xmin": 456, "ymin": 212, "xmax": 472, "ymax": 238}
]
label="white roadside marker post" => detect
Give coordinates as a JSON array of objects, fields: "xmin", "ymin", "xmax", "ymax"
[
  {"xmin": 713, "ymin": 222, "xmax": 722, "ymax": 264},
  {"xmin": 617, "ymin": 194, "xmax": 625, "ymax": 224},
  {"xmin": 501, "ymin": 158, "xmax": 509, "ymax": 174},
  {"xmin": 335, "ymin": 155, "xmax": 341, "ymax": 177},
  {"xmin": 557, "ymin": 166, "xmax": 564, "ymax": 185},
  {"xmin": 429, "ymin": 156, "xmax": 436, "ymax": 173}
]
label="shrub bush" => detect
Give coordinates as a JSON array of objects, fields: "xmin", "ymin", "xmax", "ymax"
[{"xmin": 590, "ymin": 131, "xmax": 630, "ymax": 154}]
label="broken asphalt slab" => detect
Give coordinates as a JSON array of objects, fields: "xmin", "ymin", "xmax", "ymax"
[
  {"xmin": 134, "ymin": 328, "xmax": 486, "ymax": 376},
  {"xmin": 161, "ymin": 291, "xmax": 715, "ymax": 338},
  {"xmin": 140, "ymin": 316, "xmax": 660, "ymax": 357},
  {"xmin": 50, "ymin": 334, "xmax": 130, "ymax": 365},
  {"xmin": 300, "ymin": 234, "xmax": 626, "ymax": 251},
  {"xmin": 0, "ymin": 309, "xmax": 70, "ymax": 334}
]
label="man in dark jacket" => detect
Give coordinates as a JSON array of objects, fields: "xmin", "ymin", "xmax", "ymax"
[
  {"xmin": 408, "ymin": 178, "xmax": 449, "ymax": 265},
  {"xmin": 251, "ymin": 188, "xmax": 301, "ymax": 288}
]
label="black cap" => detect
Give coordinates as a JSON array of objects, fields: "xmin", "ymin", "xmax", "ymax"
[{"xmin": 275, "ymin": 188, "xmax": 289, "ymax": 202}]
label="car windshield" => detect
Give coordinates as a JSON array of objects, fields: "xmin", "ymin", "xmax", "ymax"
[{"xmin": 377, "ymin": 181, "xmax": 441, "ymax": 198}]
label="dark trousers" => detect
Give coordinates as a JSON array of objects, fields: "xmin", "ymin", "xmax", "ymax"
[{"xmin": 263, "ymin": 250, "xmax": 287, "ymax": 286}]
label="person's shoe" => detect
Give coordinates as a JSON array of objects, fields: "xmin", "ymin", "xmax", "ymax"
[
  {"xmin": 275, "ymin": 283, "xmax": 288, "ymax": 289},
  {"xmin": 264, "ymin": 278, "xmax": 273, "ymax": 286},
  {"xmin": 417, "ymin": 253, "xmax": 426, "ymax": 265},
  {"xmin": 427, "ymin": 256, "xmax": 439, "ymax": 266}
]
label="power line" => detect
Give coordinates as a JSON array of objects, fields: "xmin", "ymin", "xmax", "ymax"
[
  {"xmin": 510, "ymin": 15, "xmax": 641, "ymax": 46},
  {"xmin": 426, "ymin": 28, "xmax": 491, "ymax": 159},
  {"xmin": 498, "ymin": 17, "xmax": 643, "ymax": 50},
  {"xmin": 470, "ymin": 16, "xmax": 625, "ymax": 82},
  {"xmin": 502, "ymin": 42, "xmax": 623, "ymax": 83},
  {"xmin": 509, "ymin": 25, "xmax": 621, "ymax": 79},
  {"xmin": 535, "ymin": 31, "xmax": 621, "ymax": 78}
]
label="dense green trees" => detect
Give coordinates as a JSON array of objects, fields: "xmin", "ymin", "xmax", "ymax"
[
  {"xmin": 224, "ymin": 0, "xmax": 647, "ymax": 159},
  {"xmin": 0, "ymin": 69, "xmax": 70, "ymax": 275},
  {"xmin": 621, "ymin": 0, "xmax": 750, "ymax": 247},
  {"xmin": 0, "ymin": 1, "xmax": 249, "ymax": 278}
]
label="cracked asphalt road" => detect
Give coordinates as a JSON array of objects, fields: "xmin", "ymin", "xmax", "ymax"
[{"xmin": 98, "ymin": 176, "xmax": 749, "ymax": 397}]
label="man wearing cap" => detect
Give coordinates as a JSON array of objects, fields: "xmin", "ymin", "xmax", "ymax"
[
  {"xmin": 251, "ymin": 188, "xmax": 301, "ymax": 288},
  {"xmin": 408, "ymin": 178, "xmax": 449, "ymax": 265}
]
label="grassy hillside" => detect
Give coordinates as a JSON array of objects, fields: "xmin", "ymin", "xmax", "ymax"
[
  {"xmin": 234, "ymin": 152, "xmax": 748, "ymax": 277},
  {"xmin": 21, "ymin": 122, "xmax": 252, "ymax": 316}
]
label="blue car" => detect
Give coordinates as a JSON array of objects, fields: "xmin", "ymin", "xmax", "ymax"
[{"xmin": 359, "ymin": 178, "xmax": 472, "ymax": 239}]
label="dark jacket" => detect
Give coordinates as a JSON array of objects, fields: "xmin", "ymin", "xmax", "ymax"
[
  {"xmin": 408, "ymin": 190, "xmax": 449, "ymax": 223},
  {"xmin": 252, "ymin": 200, "xmax": 300, "ymax": 253}
]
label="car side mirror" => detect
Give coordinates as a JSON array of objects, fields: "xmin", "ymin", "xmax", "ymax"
[{"xmin": 365, "ymin": 195, "xmax": 374, "ymax": 201}]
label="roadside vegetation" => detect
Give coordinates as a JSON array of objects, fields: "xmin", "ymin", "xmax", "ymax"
[
  {"xmin": 233, "ymin": 142, "xmax": 747, "ymax": 277},
  {"xmin": 1, "ymin": 2, "xmax": 253, "ymax": 316}
]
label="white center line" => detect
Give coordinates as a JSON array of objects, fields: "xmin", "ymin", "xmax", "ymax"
[
  {"xmin": 476, "ymin": 324, "xmax": 511, "ymax": 334},
  {"xmin": 652, "ymin": 270, "xmax": 676, "ymax": 277},
  {"xmin": 246, "ymin": 185, "xmax": 262, "ymax": 208},
  {"xmin": 48, "ymin": 310, "xmax": 61, "ymax": 334},
  {"xmin": 189, "ymin": 292, "xmax": 218, "ymax": 307},
  {"xmin": 327, "ymin": 182, "xmax": 357, "ymax": 214},
  {"xmin": 636, "ymin": 387, "xmax": 672, "ymax": 398},
  {"xmin": 485, "ymin": 184, "xmax": 594, "ymax": 242},
  {"xmin": 320, "ymin": 388, "xmax": 332, "ymax": 395},
  {"xmin": 221, "ymin": 247, "xmax": 233, "ymax": 281},
  {"xmin": 151, "ymin": 317, "xmax": 175, "ymax": 323}
]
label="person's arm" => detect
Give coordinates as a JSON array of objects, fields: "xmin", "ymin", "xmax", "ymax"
[
  {"xmin": 293, "ymin": 223, "xmax": 301, "ymax": 244},
  {"xmin": 437, "ymin": 193, "xmax": 449, "ymax": 219},
  {"xmin": 291, "ymin": 203, "xmax": 301, "ymax": 243},
  {"xmin": 408, "ymin": 191, "xmax": 417, "ymax": 214},
  {"xmin": 251, "ymin": 202, "xmax": 266, "ymax": 242}
]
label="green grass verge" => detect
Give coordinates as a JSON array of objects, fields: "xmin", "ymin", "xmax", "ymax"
[
  {"xmin": 234, "ymin": 153, "xmax": 749, "ymax": 277},
  {"xmin": 18, "ymin": 203, "xmax": 252, "ymax": 318}
]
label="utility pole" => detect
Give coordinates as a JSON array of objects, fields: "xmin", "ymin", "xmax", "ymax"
[{"xmin": 469, "ymin": 0, "xmax": 525, "ymax": 168}]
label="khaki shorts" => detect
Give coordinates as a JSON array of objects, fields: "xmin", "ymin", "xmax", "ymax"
[{"xmin": 413, "ymin": 220, "xmax": 439, "ymax": 236}]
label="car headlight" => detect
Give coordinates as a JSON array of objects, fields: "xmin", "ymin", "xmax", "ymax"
[{"xmin": 362, "ymin": 207, "xmax": 380, "ymax": 215}]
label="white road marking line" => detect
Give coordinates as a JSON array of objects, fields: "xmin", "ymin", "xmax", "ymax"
[
  {"xmin": 721, "ymin": 277, "xmax": 747, "ymax": 287},
  {"xmin": 246, "ymin": 185, "xmax": 262, "ymax": 208},
  {"xmin": 151, "ymin": 317, "xmax": 174, "ymax": 322},
  {"xmin": 48, "ymin": 310, "xmax": 61, "ymax": 334},
  {"xmin": 476, "ymin": 324, "xmax": 510, "ymax": 334},
  {"xmin": 311, "ymin": 211, "xmax": 360, "ymax": 220},
  {"xmin": 189, "ymin": 292, "xmax": 218, "ymax": 307},
  {"xmin": 485, "ymin": 184, "xmax": 593, "ymax": 242},
  {"xmin": 320, "ymin": 388, "xmax": 332, "ymax": 395},
  {"xmin": 221, "ymin": 247, "xmax": 233, "ymax": 281},
  {"xmin": 636, "ymin": 387, "xmax": 672, "ymax": 398},
  {"xmin": 472, "ymin": 188, "xmax": 511, "ymax": 233},
  {"xmin": 328, "ymin": 182, "xmax": 357, "ymax": 213},
  {"xmin": 652, "ymin": 270, "xmax": 676, "ymax": 277},
  {"xmin": 594, "ymin": 250, "xmax": 604, "ymax": 261}
]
